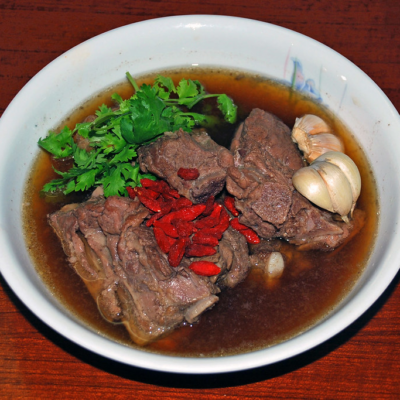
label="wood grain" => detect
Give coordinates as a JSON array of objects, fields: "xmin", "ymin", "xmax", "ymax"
[{"xmin": 1, "ymin": 0, "xmax": 400, "ymax": 398}]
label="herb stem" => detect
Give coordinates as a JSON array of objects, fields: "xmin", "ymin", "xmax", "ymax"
[{"xmin": 126, "ymin": 72, "xmax": 140, "ymax": 92}]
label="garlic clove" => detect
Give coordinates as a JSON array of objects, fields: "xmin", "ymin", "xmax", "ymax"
[
  {"xmin": 293, "ymin": 114, "xmax": 333, "ymax": 137},
  {"xmin": 292, "ymin": 165, "xmax": 334, "ymax": 212},
  {"xmin": 307, "ymin": 133, "xmax": 344, "ymax": 162},
  {"xmin": 311, "ymin": 161, "xmax": 353, "ymax": 219},
  {"xmin": 291, "ymin": 127, "xmax": 312, "ymax": 157},
  {"xmin": 314, "ymin": 151, "xmax": 361, "ymax": 214},
  {"xmin": 292, "ymin": 115, "xmax": 344, "ymax": 162},
  {"xmin": 266, "ymin": 252, "xmax": 285, "ymax": 278}
]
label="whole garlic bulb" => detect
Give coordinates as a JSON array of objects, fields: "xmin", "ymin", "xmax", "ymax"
[
  {"xmin": 292, "ymin": 151, "xmax": 361, "ymax": 222},
  {"xmin": 292, "ymin": 115, "xmax": 345, "ymax": 162}
]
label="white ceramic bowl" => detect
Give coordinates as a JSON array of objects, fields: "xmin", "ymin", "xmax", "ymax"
[{"xmin": 0, "ymin": 15, "xmax": 399, "ymax": 374}]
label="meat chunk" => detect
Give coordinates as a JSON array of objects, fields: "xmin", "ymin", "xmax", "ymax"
[
  {"xmin": 185, "ymin": 227, "xmax": 251, "ymax": 289},
  {"xmin": 48, "ymin": 192, "xmax": 219, "ymax": 346},
  {"xmin": 226, "ymin": 109, "xmax": 360, "ymax": 250},
  {"xmin": 138, "ymin": 129, "xmax": 234, "ymax": 203},
  {"xmin": 216, "ymin": 227, "xmax": 251, "ymax": 288},
  {"xmin": 230, "ymin": 109, "xmax": 304, "ymax": 171}
]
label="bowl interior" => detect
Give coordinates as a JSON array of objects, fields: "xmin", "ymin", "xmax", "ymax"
[{"xmin": 0, "ymin": 15, "xmax": 399, "ymax": 374}]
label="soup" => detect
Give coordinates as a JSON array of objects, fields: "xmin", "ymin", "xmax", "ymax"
[{"xmin": 22, "ymin": 68, "xmax": 378, "ymax": 356}]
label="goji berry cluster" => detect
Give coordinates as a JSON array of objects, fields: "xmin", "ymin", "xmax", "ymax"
[{"xmin": 127, "ymin": 179, "xmax": 260, "ymax": 275}]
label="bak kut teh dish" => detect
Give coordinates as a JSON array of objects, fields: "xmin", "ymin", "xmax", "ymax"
[{"xmin": 23, "ymin": 68, "xmax": 378, "ymax": 356}]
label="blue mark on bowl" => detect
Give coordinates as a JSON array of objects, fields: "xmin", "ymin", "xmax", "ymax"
[{"xmin": 290, "ymin": 58, "xmax": 322, "ymax": 102}]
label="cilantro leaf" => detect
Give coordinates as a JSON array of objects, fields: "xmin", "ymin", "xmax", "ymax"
[
  {"xmin": 154, "ymin": 76, "xmax": 176, "ymax": 99},
  {"xmin": 99, "ymin": 133, "xmax": 126, "ymax": 154},
  {"xmin": 110, "ymin": 145, "xmax": 137, "ymax": 164},
  {"xmin": 217, "ymin": 94, "xmax": 237, "ymax": 124},
  {"xmin": 111, "ymin": 93, "xmax": 123, "ymax": 104},
  {"xmin": 75, "ymin": 168, "xmax": 101, "ymax": 192},
  {"xmin": 101, "ymin": 165, "xmax": 128, "ymax": 197},
  {"xmin": 176, "ymin": 79, "xmax": 200, "ymax": 99},
  {"xmin": 120, "ymin": 116, "xmax": 135, "ymax": 144},
  {"xmin": 95, "ymin": 104, "xmax": 113, "ymax": 117},
  {"xmin": 38, "ymin": 126, "xmax": 74, "ymax": 158},
  {"xmin": 38, "ymin": 73, "xmax": 237, "ymax": 197},
  {"xmin": 42, "ymin": 178, "xmax": 69, "ymax": 193}
]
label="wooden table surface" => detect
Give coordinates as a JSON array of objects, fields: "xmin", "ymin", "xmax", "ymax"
[{"xmin": 1, "ymin": 0, "xmax": 400, "ymax": 398}]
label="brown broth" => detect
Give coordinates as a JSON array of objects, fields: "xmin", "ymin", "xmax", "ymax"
[{"xmin": 22, "ymin": 68, "xmax": 378, "ymax": 357}]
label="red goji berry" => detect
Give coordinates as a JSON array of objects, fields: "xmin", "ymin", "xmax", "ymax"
[
  {"xmin": 188, "ymin": 261, "xmax": 221, "ymax": 276},
  {"xmin": 135, "ymin": 186, "xmax": 159, "ymax": 199},
  {"xmin": 177, "ymin": 167, "xmax": 200, "ymax": 180},
  {"xmin": 194, "ymin": 204, "xmax": 222, "ymax": 229},
  {"xmin": 146, "ymin": 214, "xmax": 160, "ymax": 227},
  {"xmin": 230, "ymin": 218, "xmax": 260, "ymax": 243},
  {"xmin": 140, "ymin": 178, "xmax": 180, "ymax": 199},
  {"xmin": 202, "ymin": 196, "xmax": 215, "ymax": 216},
  {"xmin": 240, "ymin": 228, "xmax": 261, "ymax": 244},
  {"xmin": 192, "ymin": 233, "xmax": 219, "ymax": 247},
  {"xmin": 199, "ymin": 228, "xmax": 224, "ymax": 240},
  {"xmin": 134, "ymin": 187, "xmax": 162, "ymax": 213},
  {"xmin": 160, "ymin": 199, "xmax": 174, "ymax": 214},
  {"xmin": 153, "ymin": 227, "xmax": 176, "ymax": 253},
  {"xmin": 137, "ymin": 195, "xmax": 162, "ymax": 213},
  {"xmin": 224, "ymin": 196, "xmax": 239, "ymax": 217},
  {"xmin": 161, "ymin": 192, "xmax": 175, "ymax": 200},
  {"xmin": 168, "ymin": 238, "xmax": 188, "ymax": 267},
  {"xmin": 139, "ymin": 178, "xmax": 157, "ymax": 188},
  {"xmin": 172, "ymin": 197, "xmax": 193, "ymax": 211},
  {"xmin": 230, "ymin": 217, "xmax": 249, "ymax": 232},
  {"xmin": 161, "ymin": 204, "xmax": 206, "ymax": 223},
  {"xmin": 145, "ymin": 200, "xmax": 173, "ymax": 227},
  {"xmin": 171, "ymin": 219, "xmax": 195, "ymax": 237},
  {"xmin": 210, "ymin": 203, "xmax": 223, "ymax": 218},
  {"xmin": 140, "ymin": 178, "xmax": 166, "ymax": 193},
  {"xmin": 198, "ymin": 207, "xmax": 230, "ymax": 239},
  {"xmin": 153, "ymin": 220, "xmax": 179, "ymax": 238},
  {"xmin": 185, "ymin": 244, "xmax": 217, "ymax": 257},
  {"xmin": 215, "ymin": 206, "xmax": 230, "ymax": 231},
  {"xmin": 157, "ymin": 180, "xmax": 170, "ymax": 193},
  {"xmin": 143, "ymin": 188, "xmax": 160, "ymax": 199},
  {"xmin": 126, "ymin": 186, "xmax": 136, "ymax": 199},
  {"xmin": 194, "ymin": 217, "xmax": 218, "ymax": 230},
  {"xmin": 166, "ymin": 188, "xmax": 180, "ymax": 199}
]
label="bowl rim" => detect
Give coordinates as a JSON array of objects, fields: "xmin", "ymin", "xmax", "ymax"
[{"xmin": 1, "ymin": 14, "xmax": 400, "ymax": 374}]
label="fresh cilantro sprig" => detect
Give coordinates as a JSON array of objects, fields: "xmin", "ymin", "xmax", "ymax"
[
  {"xmin": 151, "ymin": 74, "xmax": 237, "ymax": 123},
  {"xmin": 38, "ymin": 73, "xmax": 237, "ymax": 197}
]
